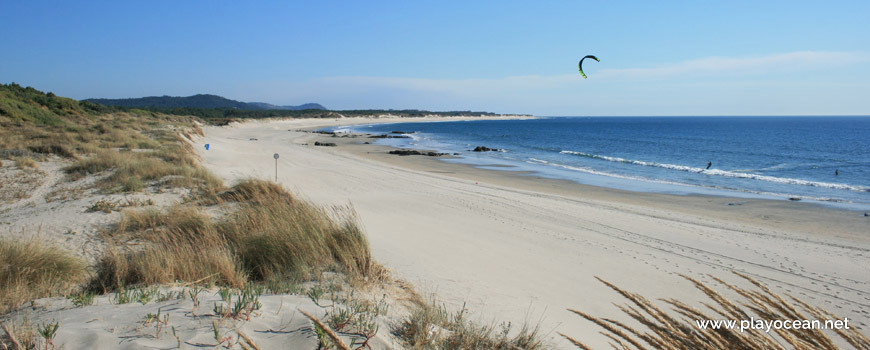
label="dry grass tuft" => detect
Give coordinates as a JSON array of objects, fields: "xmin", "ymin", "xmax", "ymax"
[
  {"xmin": 562, "ymin": 273, "xmax": 870, "ymax": 350},
  {"xmin": 219, "ymin": 185, "xmax": 376, "ymax": 281},
  {"xmin": 27, "ymin": 144, "xmax": 77, "ymax": 159},
  {"xmin": 0, "ymin": 238, "xmax": 88, "ymax": 314},
  {"xmin": 393, "ymin": 297, "xmax": 546, "ymax": 350},
  {"xmin": 93, "ymin": 238, "xmax": 247, "ymax": 291},
  {"xmin": 12, "ymin": 157, "xmax": 37, "ymax": 170},
  {"xmin": 115, "ymin": 206, "xmax": 209, "ymax": 235},
  {"xmin": 93, "ymin": 180, "xmax": 379, "ymax": 293},
  {"xmin": 65, "ymin": 146, "xmax": 222, "ymax": 193},
  {"xmin": 218, "ymin": 178, "xmax": 291, "ymax": 204}
]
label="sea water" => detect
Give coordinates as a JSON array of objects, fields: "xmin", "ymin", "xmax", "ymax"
[{"xmin": 335, "ymin": 117, "xmax": 870, "ymax": 210}]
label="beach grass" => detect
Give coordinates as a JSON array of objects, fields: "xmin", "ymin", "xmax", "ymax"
[
  {"xmin": 93, "ymin": 179, "xmax": 380, "ymax": 292},
  {"xmin": 12, "ymin": 157, "xmax": 38, "ymax": 170},
  {"xmin": 0, "ymin": 238, "xmax": 88, "ymax": 314},
  {"xmin": 2, "ymin": 83, "xmax": 219, "ymax": 195},
  {"xmin": 561, "ymin": 273, "xmax": 870, "ymax": 350},
  {"xmin": 393, "ymin": 296, "xmax": 546, "ymax": 350}
]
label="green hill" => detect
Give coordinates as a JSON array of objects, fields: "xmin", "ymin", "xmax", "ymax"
[
  {"xmin": 85, "ymin": 94, "xmax": 325, "ymax": 111},
  {"xmin": 0, "ymin": 83, "xmax": 111, "ymax": 126}
]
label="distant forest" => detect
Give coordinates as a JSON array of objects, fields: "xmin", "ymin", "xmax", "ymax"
[
  {"xmin": 84, "ymin": 94, "xmax": 325, "ymax": 111},
  {"xmin": 1, "ymin": 83, "xmax": 502, "ymax": 126},
  {"xmin": 83, "ymin": 93, "xmax": 500, "ymax": 123}
]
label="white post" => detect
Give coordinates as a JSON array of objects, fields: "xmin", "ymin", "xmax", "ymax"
[{"xmin": 273, "ymin": 153, "xmax": 279, "ymax": 182}]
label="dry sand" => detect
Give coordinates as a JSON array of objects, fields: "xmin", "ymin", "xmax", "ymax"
[
  {"xmin": 0, "ymin": 159, "xmax": 187, "ymax": 263},
  {"xmin": 197, "ymin": 116, "xmax": 870, "ymax": 348}
]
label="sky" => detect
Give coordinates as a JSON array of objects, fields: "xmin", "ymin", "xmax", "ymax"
[{"xmin": 1, "ymin": 0, "xmax": 868, "ymax": 116}]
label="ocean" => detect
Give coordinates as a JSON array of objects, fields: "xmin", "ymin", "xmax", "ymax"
[{"xmin": 333, "ymin": 117, "xmax": 870, "ymax": 210}]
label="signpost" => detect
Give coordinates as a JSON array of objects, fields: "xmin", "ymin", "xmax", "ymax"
[{"xmin": 273, "ymin": 153, "xmax": 279, "ymax": 182}]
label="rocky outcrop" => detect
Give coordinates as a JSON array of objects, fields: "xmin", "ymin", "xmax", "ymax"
[
  {"xmin": 388, "ymin": 149, "xmax": 447, "ymax": 156},
  {"xmin": 369, "ymin": 134, "xmax": 411, "ymax": 139},
  {"xmin": 472, "ymin": 146, "xmax": 503, "ymax": 152}
]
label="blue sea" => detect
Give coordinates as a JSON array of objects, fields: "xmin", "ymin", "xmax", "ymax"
[{"xmin": 332, "ymin": 117, "xmax": 870, "ymax": 210}]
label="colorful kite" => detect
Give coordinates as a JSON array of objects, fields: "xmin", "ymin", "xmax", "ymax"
[{"xmin": 578, "ymin": 55, "xmax": 600, "ymax": 79}]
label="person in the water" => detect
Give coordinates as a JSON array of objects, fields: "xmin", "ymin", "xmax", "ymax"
[
  {"xmin": 706, "ymin": 161, "xmax": 712, "ymax": 170},
  {"xmin": 835, "ymin": 169, "xmax": 839, "ymax": 176}
]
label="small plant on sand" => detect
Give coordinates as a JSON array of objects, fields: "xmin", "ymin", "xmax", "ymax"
[
  {"xmin": 306, "ymin": 284, "xmax": 329, "ymax": 307},
  {"xmin": 171, "ymin": 326, "xmax": 181, "ymax": 348},
  {"xmin": 187, "ymin": 285, "xmax": 203, "ymax": 306},
  {"xmin": 135, "ymin": 286, "xmax": 158, "ymax": 305},
  {"xmin": 142, "ymin": 309, "xmax": 170, "ymax": 339},
  {"xmin": 300, "ymin": 309, "xmax": 352, "ymax": 350},
  {"xmin": 213, "ymin": 286, "xmax": 263, "ymax": 320},
  {"xmin": 36, "ymin": 319, "xmax": 59, "ymax": 350},
  {"xmin": 87, "ymin": 199, "xmax": 118, "ymax": 213},
  {"xmin": 212, "ymin": 321, "xmax": 232, "ymax": 348},
  {"xmin": 66, "ymin": 291, "xmax": 95, "ymax": 307},
  {"xmin": 265, "ymin": 276, "xmax": 301, "ymax": 295},
  {"xmin": 187, "ymin": 285, "xmax": 203, "ymax": 315},
  {"xmin": 155, "ymin": 289, "xmax": 183, "ymax": 302},
  {"xmin": 323, "ymin": 293, "xmax": 388, "ymax": 349},
  {"xmin": 1, "ymin": 317, "xmax": 39, "ymax": 350},
  {"xmin": 114, "ymin": 286, "xmax": 134, "ymax": 304}
]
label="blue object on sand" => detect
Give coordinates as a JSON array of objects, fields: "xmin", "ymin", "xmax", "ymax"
[{"xmin": 205, "ymin": 144, "xmax": 210, "ymax": 150}]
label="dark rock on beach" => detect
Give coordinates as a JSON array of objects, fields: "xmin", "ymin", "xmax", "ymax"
[
  {"xmin": 369, "ymin": 134, "xmax": 411, "ymax": 139},
  {"xmin": 314, "ymin": 141, "xmax": 336, "ymax": 147},
  {"xmin": 472, "ymin": 146, "xmax": 503, "ymax": 152},
  {"xmin": 389, "ymin": 149, "xmax": 447, "ymax": 156}
]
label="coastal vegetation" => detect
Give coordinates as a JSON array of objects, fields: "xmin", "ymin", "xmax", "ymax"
[
  {"xmin": 394, "ymin": 297, "xmax": 545, "ymax": 349},
  {"xmin": 94, "ymin": 179, "xmax": 380, "ymax": 291},
  {"xmin": 0, "ymin": 239, "xmax": 88, "ymax": 316}
]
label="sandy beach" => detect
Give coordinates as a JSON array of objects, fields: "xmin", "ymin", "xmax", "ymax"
[{"xmin": 197, "ymin": 116, "xmax": 870, "ymax": 348}]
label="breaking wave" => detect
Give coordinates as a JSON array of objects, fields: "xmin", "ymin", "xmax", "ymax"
[{"xmin": 559, "ymin": 150, "xmax": 869, "ymax": 193}]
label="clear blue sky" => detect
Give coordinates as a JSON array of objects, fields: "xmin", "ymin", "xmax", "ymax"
[{"xmin": 2, "ymin": 0, "xmax": 868, "ymax": 115}]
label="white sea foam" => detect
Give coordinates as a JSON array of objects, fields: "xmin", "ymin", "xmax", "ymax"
[
  {"xmin": 526, "ymin": 158, "xmax": 846, "ymax": 203},
  {"xmin": 558, "ymin": 150, "xmax": 869, "ymax": 193}
]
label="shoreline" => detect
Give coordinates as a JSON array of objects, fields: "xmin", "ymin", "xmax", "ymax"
[
  {"xmin": 198, "ymin": 116, "xmax": 870, "ymax": 348},
  {"xmin": 325, "ymin": 118, "xmax": 870, "ymax": 212},
  {"xmin": 330, "ymin": 134, "xmax": 870, "ymax": 243}
]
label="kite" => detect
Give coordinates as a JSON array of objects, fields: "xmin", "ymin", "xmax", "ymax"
[{"xmin": 578, "ymin": 55, "xmax": 599, "ymax": 79}]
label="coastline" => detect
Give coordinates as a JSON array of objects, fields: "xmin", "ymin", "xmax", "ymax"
[{"xmin": 198, "ymin": 116, "xmax": 870, "ymax": 348}]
